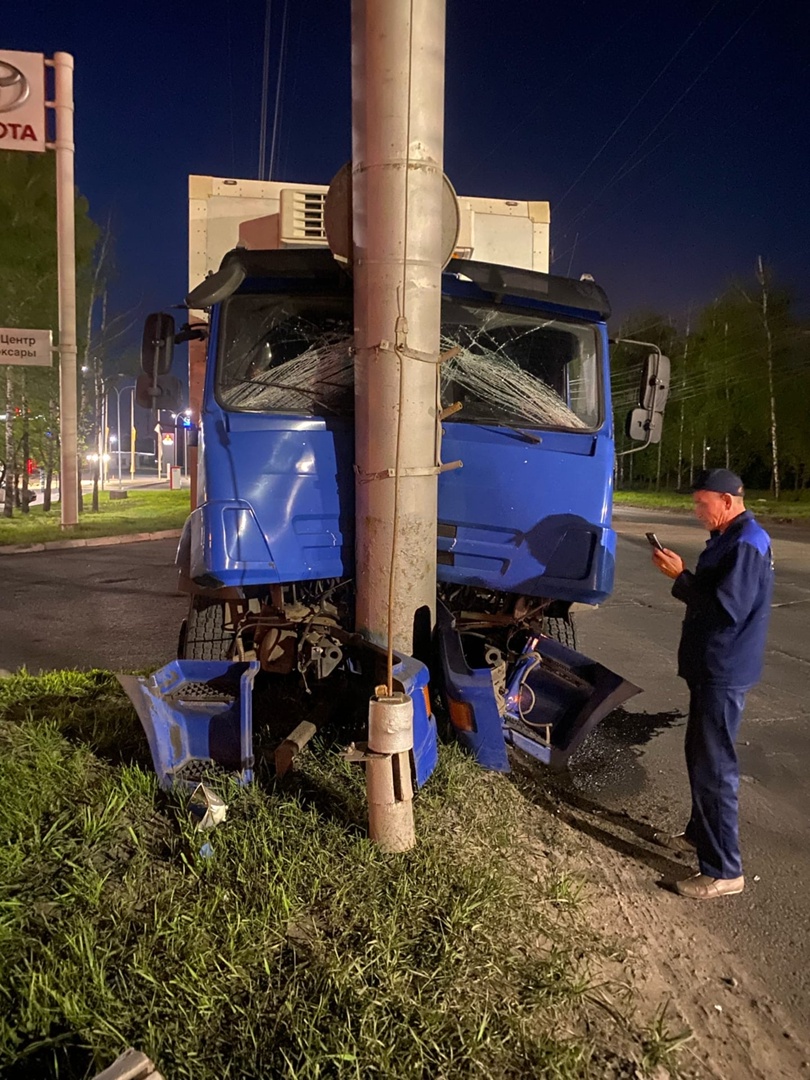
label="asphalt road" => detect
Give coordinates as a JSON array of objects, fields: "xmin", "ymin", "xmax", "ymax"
[
  {"xmin": 0, "ymin": 539, "xmax": 186, "ymax": 673},
  {"xmin": 1, "ymin": 514, "xmax": 808, "ymax": 1026},
  {"xmin": 574, "ymin": 506, "xmax": 810, "ymax": 1029}
]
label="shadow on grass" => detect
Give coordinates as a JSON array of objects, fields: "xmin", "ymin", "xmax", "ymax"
[
  {"xmin": 0, "ymin": 670, "xmax": 153, "ymax": 769},
  {"xmin": 1, "ymin": 1029, "xmax": 95, "ymax": 1080}
]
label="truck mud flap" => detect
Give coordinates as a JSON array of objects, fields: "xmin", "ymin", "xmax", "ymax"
[
  {"xmin": 436, "ymin": 603, "xmax": 640, "ymax": 772},
  {"xmin": 117, "ymin": 661, "xmax": 259, "ymax": 790}
]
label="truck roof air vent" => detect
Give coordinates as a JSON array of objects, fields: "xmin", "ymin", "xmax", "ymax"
[{"xmin": 280, "ymin": 189, "xmax": 328, "ymax": 246}]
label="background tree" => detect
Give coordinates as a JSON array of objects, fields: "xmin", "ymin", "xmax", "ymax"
[
  {"xmin": 0, "ymin": 151, "xmax": 99, "ymax": 515},
  {"xmin": 611, "ymin": 265, "xmax": 806, "ymax": 497}
]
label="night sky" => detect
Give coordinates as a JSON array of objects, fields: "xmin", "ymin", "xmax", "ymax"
[{"xmin": 6, "ymin": 1, "xmax": 810, "ymax": 332}]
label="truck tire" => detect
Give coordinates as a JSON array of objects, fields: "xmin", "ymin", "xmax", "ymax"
[
  {"xmin": 182, "ymin": 599, "xmax": 232, "ymax": 661},
  {"xmin": 542, "ymin": 614, "xmax": 577, "ymax": 651}
]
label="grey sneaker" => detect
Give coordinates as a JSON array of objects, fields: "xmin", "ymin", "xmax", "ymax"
[
  {"xmin": 655, "ymin": 831, "xmax": 697, "ymax": 855},
  {"xmin": 675, "ymin": 873, "xmax": 745, "ymax": 900}
]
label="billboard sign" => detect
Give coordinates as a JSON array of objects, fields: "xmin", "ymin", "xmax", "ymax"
[
  {"xmin": 0, "ymin": 49, "xmax": 46, "ymax": 152},
  {"xmin": 0, "ymin": 328, "xmax": 53, "ymax": 365}
]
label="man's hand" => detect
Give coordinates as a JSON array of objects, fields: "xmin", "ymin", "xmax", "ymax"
[{"xmin": 653, "ymin": 547, "xmax": 685, "ymax": 580}]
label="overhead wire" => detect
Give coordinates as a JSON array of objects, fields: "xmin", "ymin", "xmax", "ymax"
[
  {"xmin": 554, "ymin": 16, "xmax": 802, "ymax": 272},
  {"xmin": 548, "ymin": 53, "xmax": 794, "ymax": 274},
  {"xmin": 561, "ymin": 0, "xmax": 768, "ymax": 236},
  {"xmin": 611, "ymin": 339, "xmax": 810, "ymax": 408},
  {"xmin": 268, "ymin": 0, "xmax": 290, "ymax": 181},
  {"xmin": 466, "ymin": 10, "xmax": 639, "ymax": 179},
  {"xmin": 226, "ymin": 3, "xmax": 237, "ymax": 175},
  {"xmin": 554, "ymin": 0, "xmax": 723, "ymax": 211},
  {"xmin": 278, "ymin": 4, "xmax": 304, "ymax": 179},
  {"xmin": 258, "ymin": 0, "xmax": 272, "ymax": 179}
]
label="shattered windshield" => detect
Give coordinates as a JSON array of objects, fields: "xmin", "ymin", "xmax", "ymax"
[
  {"xmin": 217, "ymin": 293, "xmax": 354, "ymax": 415},
  {"xmin": 216, "ymin": 292, "xmax": 600, "ymax": 430},
  {"xmin": 440, "ymin": 298, "xmax": 600, "ymax": 430}
]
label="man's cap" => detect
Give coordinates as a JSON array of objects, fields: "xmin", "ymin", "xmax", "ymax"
[{"xmin": 691, "ymin": 468, "xmax": 744, "ymax": 495}]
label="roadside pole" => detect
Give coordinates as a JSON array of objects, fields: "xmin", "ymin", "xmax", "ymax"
[
  {"xmin": 50, "ymin": 53, "xmax": 79, "ymax": 528},
  {"xmin": 130, "ymin": 387, "xmax": 136, "ymax": 479},
  {"xmin": 351, "ymin": 0, "xmax": 447, "ymax": 851},
  {"xmin": 188, "ymin": 336, "xmax": 205, "ymax": 506},
  {"xmin": 115, "ymin": 387, "xmax": 123, "ymax": 485}
]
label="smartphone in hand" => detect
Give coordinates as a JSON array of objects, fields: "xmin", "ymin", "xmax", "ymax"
[{"xmin": 646, "ymin": 532, "xmax": 665, "ymax": 552}]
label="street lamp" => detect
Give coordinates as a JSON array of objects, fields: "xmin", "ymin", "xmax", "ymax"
[{"xmin": 106, "ymin": 379, "xmax": 137, "ymax": 487}]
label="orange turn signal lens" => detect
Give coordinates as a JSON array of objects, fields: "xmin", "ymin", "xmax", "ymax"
[{"xmin": 447, "ymin": 697, "xmax": 475, "ymax": 732}]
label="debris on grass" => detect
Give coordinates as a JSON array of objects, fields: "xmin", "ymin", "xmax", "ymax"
[{"xmin": 188, "ymin": 783, "xmax": 228, "ymax": 831}]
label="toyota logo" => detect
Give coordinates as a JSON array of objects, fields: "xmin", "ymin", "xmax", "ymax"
[{"xmin": 0, "ymin": 61, "xmax": 30, "ymax": 113}]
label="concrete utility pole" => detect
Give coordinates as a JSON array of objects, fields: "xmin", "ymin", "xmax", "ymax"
[
  {"xmin": 352, "ymin": 0, "xmax": 446, "ymax": 663},
  {"xmin": 51, "ymin": 52, "xmax": 79, "ymax": 528},
  {"xmin": 351, "ymin": 0, "xmax": 447, "ymax": 851}
]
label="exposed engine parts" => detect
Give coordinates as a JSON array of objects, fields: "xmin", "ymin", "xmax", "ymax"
[{"xmin": 223, "ymin": 579, "xmax": 351, "ymax": 685}]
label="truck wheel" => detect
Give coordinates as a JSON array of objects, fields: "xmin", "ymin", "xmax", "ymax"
[
  {"xmin": 542, "ymin": 614, "xmax": 577, "ymax": 651},
  {"xmin": 182, "ymin": 599, "xmax": 232, "ymax": 661}
]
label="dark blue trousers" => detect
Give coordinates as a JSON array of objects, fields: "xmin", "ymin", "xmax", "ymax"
[{"xmin": 683, "ymin": 683, "xmax": 747, "ymax": 879}]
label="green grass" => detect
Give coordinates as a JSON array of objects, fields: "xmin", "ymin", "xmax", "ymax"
[
  {"xmin": 614, "ymin": 488, "xmax": 810, "ymax": 520},
  {"xmin": 0, "ymin": 489, "xmax": 189, "ymax": 546},
  {"xmin": 0, "ymin": 670, "xmax": 676, "ymax": 1080},
  {"xmin": 640, "ymin": 1004, "xmax": 693, "ymax": 1075}
]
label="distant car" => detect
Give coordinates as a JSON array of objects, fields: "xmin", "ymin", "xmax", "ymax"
[{"xmin": 0, "ymin": 485, "xmax": 37, "ymax": 507}]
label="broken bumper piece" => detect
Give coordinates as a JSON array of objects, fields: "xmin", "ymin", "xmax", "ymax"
[
  {"xmin": 437, "ymin": 603, "xmax": 641, "ymax": 771},
  {"xmin": 117, "ymin": 660, "xmax": 259, "ymax": 790}
]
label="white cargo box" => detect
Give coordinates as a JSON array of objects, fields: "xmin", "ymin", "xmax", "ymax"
[{"xmin": 189, "ymin": 175, "xmax": 550, "ymax": 295}]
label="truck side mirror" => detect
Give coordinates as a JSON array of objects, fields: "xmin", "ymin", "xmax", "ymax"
[
  {"xmin": 141, "ymin": 312, "xmax": 175, "ymax": 377},
  {"xmin": 627, "ymin": 352, "xmax": 670, "ymax": 444},
  {"xmin": 638, "ymin": 352, "xmax": 670, "ymax": 411},
  {"xmin": 626, "ymin": 407, "xmax": 663, "ymax": 444}
]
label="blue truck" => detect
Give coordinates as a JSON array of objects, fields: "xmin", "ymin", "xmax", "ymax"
[{"xmin": 136, "ymin": 191, "xmax": 667, "ymax": 785}]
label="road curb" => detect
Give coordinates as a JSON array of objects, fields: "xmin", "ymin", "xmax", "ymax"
[{"xmin": 0, "ymin": 529, "xmax": 182, "ymax": 556}]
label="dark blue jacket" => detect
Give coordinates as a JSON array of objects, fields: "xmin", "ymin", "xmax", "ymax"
[{"xmin": 672, "ymin": 510, "xmax": 774, "ymax": 689}]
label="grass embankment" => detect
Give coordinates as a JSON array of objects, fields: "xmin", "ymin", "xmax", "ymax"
[
  {"xmin": 614, "ymin": 488, "xmax": 810, "ymax": 520},
  {"xmin": 0, "ymin": 671, "xmax": 686, "ymax": 1079},
  {"xmin": 0, "ymin": 489, "xmax": 189, "ymax": 546}
]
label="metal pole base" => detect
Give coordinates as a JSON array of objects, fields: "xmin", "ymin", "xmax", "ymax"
[
  {"xmin": 367, "ymin": 752, "xmax": 415, "ymax": 852},
  {"xmin": 366, "ymin": 692, "xmax": 415, "ymax": 852}
]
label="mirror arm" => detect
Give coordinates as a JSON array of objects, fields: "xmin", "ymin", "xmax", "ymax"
[
  {"xmin": 175, "ymin": 323, "xmax": 209, "ymax": 345},
  {"xmin": 616, "ymin": 433, "xmax": 652, "ymax": 458}
]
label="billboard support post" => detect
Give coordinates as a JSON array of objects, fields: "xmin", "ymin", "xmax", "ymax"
[{"xmin": 48, "ymin": 52, "xmax": 79, "ymax": 528}]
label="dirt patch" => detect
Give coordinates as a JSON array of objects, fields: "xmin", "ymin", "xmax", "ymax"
[{"xmin": 516, "ymin": 760, "xmax": 810, "ymax": 1079}]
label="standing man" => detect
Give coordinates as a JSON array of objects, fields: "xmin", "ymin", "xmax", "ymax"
[{"xmin": 652, "ymin": 468, "xmax": 774, "ymax": 900}]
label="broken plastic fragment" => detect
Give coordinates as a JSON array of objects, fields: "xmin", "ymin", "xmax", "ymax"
[{"xmin": 189, "ymin": 783, "xmax": 228, "ymax": 831}]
